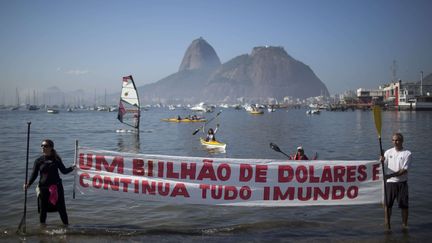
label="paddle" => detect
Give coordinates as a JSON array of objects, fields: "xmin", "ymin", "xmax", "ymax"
[
  {"xmin": 17, "ymin": 122, "xmax": 31, "ymax": 234},
  {"xmin": 73, "ymin": 140, "xmax": 78, "ymax": 199},
  {"xmin": 269, "ymin": 142, "xmax": 291, "ymax": 159},
  {"xmin": 373, "ymin": 105, "xmax": 389, "ymax": 226},
  {"xmin": 192, "ymin": 110, "xmax": 222, "ymax": 135}
]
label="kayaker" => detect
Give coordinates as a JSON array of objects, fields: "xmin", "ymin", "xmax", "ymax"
[
  {"xmin": 380, "ymin": 132, "xmax": 411, "ymax": 231},
  {"xmin": 205, "ymin": 124, "xmax": 219, "ymax": 141},
  {"xmin": 292, "ymin": 146, "xmax": 309, "ymax": 160},
  {"xmin": 24, "ymin": 139, "xmax": 75, "ymax": 226}
]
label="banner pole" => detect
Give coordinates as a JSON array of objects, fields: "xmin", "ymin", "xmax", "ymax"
[
  {"xmin": 17, "ymin": 122, "xmax": 31, "ymax": 234},
  {"xmin": 73, "ymin": 140, "xmax": 78, "ymax": 199}
]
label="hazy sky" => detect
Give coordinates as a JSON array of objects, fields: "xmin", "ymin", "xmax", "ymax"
[{"xmin": 1, "ymin": 0, "xmax": 431, "ymax": 103}]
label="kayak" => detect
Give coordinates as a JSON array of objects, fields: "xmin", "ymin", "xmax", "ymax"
[
  {"xmin": 200, "ymin": 137, "xmax": 227, "ymax": 149},
  {"xmin": 161, "ymin": 118, "xmax": 206, "ymax": 122},
  {"xmin": 249, "ymin": 110, "xmax": 264, "ymax": 115}
]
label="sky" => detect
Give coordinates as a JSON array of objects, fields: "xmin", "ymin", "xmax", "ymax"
[{"xmin": 1, "ymin": 0, "xmax": 431, "ymax": 104}]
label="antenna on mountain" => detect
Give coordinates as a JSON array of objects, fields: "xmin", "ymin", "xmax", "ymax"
[
  {"xmin": 391, "ymin": 60, "xmax": 398, "ymax": 82},
  {"xmin": 420, "ymin": 71, "xmax": 424, "ymax": 96}
]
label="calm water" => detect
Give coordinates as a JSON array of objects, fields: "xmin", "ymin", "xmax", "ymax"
[{"xmin": 1, "ymin": 108, "xmax": 431, "ymax": 242}]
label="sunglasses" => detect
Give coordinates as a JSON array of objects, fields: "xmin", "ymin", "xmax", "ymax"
[{"xmin": 41, "ymin": 144, "xmax": 50, "ymax": 148}]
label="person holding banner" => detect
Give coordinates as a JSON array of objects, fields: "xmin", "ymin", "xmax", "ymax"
[
  {"xmin": 292, "ymin": 146, "xmax": 309, "ymax": 160},
  {"xmin": 24, "ymin": 139, "xmax": 75, "ymax": 226},
  {"xmin": 380, "ymin": 133, "xmax": 411, "ymax": 230}
]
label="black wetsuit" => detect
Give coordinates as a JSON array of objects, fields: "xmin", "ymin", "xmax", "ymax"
[{"xmin": 28, "ymin": 154, "xmax": 74, "ymax": 224}]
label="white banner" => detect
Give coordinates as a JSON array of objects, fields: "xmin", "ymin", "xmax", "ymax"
[{"xmin": 74, "ymin": 148, "xmax": 384, "ymax": 206}]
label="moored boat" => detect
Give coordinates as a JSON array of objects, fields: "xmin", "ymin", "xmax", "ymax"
[
  {"xmin": 306, "ymin": 109, "xmax": 320, "ymax": 115},
  {"xmin": 190, "ymin": 102, "xmax": 214, "ymax": 112},
  {"xmin": 28, "ymin": 105, "xmax": 40, "ymax": 111},
  {"xmin": 47, "ymin": 108, "xmax": 59, "ymax": 114},
  {"xmin": 249, "ymin": 110, "xmax": 264, "ymax": 115}
]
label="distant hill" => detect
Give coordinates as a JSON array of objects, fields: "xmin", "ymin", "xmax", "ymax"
[
  {"xmin": 202, "ymin": 46, "xmax": 328, "ymax": 101},
  {"xmin": 139, "ymin": 68, "xmax": 217, "ymax": 103},
  {"xmin": 423, "ymin": 72, "xmax": 432, "ymax": 84},
  {"xmin": 139, "ymin": 37, "xmax": 329, "ymax": 103}
]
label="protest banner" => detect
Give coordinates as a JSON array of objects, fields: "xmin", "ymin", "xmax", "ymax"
[{"xmin": 75, "ymin": 148, "xmax": 383, "ymax": 206}]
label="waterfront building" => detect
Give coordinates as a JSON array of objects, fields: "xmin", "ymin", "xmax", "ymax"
[
  {"xmin": 356, "ymin": 88, "xmax": 383, "ymax": 105},
  {"xmin": 381, "ymin": 80, "xmax": 432, "ymax": 110}
]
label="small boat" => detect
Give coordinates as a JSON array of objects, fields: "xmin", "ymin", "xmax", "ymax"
[
  {"xmin": 28, "ymin": 105, "xmax": 39, "ymax": 111},
  {"xmin": 306, "ymin": 109, "xmax": 320, "ymax": 115},
  {"xmin": 47, "ymin": 108, "xmax": 59, "ymax": 114},
  {"xmin": 200, "ymin": 137, "xmax": 226, "ymax": 150},
  {"xmin": 247, "ymin": 104, "xmax": 264, "ymax": 114},
  {"xmin": 190, "ymin": 102, "xmax": 214, "ymax": 112},
  {"xmin": 109, "ymin": 106, "xmax": 118, "ymax": 112},
  {"xmin": 249, "ymin": 110, "xmax": 264, "ymax": 115},
  {"xmin": 162, "ymin": 118, "xmax": 206, "ymax": 122},
  {"xmin": 97, "ymin": 106, "xmax": 109, "ymax": 111}
]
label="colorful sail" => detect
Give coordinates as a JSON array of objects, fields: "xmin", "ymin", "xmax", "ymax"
[{"xmin": 117, "ymin": 75, "xmax": 140, "ymax": 129}]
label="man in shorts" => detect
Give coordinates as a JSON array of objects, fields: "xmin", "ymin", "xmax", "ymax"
[{"xmin": 380, "ymin": 132, "xmax": 411, "ymax": 230}]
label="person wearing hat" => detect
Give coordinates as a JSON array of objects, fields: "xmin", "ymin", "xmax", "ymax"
[{"xmin": 292, "ymin": 146, "xmax": 309, "ymax": 160}]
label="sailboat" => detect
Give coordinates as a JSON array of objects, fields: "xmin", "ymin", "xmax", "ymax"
[
  {"xmin": 116, "ymin": 75, "xmax": 140, "ymax": 134},
  {"xmin": 10, "ymin": 88, "xmax": 20, "ymax": 110}
]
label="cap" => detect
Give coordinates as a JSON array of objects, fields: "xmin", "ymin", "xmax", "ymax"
[{"xmin": 297, "ymin": 146, "xmax": 303, "ymax": 151}]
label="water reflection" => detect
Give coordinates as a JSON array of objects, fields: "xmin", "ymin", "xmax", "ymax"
[
  {"xmin": 202, "ymin": 146, "xmax": 226, "ymax": 154},
  {"xmin": 116, "ymin": 133, "xmax": 140, "ymax": 153}
]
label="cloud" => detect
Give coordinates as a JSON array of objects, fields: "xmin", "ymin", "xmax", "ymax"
[{"xmin": 65, "ymin": 69, "xmax": 89, "ymax": 75}]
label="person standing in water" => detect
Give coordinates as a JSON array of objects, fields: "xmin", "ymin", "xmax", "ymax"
[
  {"xmin": 380, "ymin": 133, "xmax": 411, "ymax": 230},
  {"xmin": 24, "ymin": 139, "xmax": 75, "ymax": 226}
]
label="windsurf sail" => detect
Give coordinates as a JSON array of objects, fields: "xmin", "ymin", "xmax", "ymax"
[{"xmin": 117, "ymin": 75, "xmax": 140, "ymax": 129}]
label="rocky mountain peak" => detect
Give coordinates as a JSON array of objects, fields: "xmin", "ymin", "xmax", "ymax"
[
  {"xmin": 139, "ymin": 40, "xmax": 330, "ymax": 103},
  {"xmin": 251, "ymin": 46, "xmax": 288, "ymax": 57},
  {"xmin": 178, "ymin": 37, "xmax": 221, "ymax": 71}
]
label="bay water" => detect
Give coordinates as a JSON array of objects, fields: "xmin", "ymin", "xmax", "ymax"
[{"xmin": 1, "ymin": 108, "xmax": 431, "ymax": 242}]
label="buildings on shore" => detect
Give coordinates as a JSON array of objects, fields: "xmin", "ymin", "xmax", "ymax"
[
  {"xmin": 346, "ymin": 79, "xmax": 432, "ymax": 111},
  {"xmin": 2, "ymin": 72, "xmax": 431, "ymax": 111}
]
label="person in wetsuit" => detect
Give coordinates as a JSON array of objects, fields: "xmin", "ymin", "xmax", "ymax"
[{"xmin": 24, "ymin": 139, "xmax": 75, "ymax": 225}]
